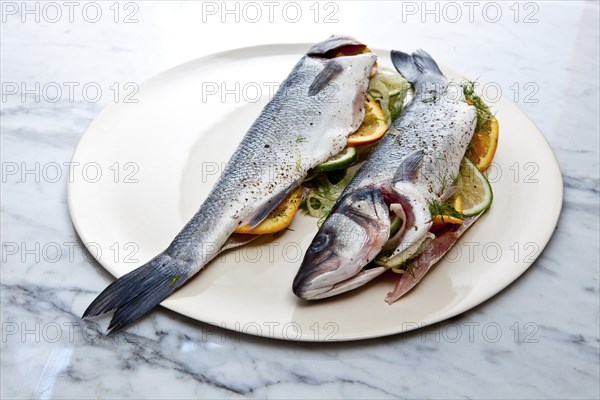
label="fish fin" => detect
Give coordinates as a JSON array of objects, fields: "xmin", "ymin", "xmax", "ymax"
[
  {"xmin": 441, "ymin": 185, "xmax": 460, "ymax": 201},
  {"xmin": 393, "ymin": 150, "xmax": 424, "ymax": 183},
  {"xmin": 391, "ymin": 50, "xmax": 420, "ymax": 84},
  {"xmin": 221, "ymin": 233, "xmax": 260, "ymax": 251},
  {"xmin": 391, "ymin": 49, "xmax": 443, "ymax": 84},
  {"xmin": 308, "ymin": 60, "xmax": 344, "ymax": 96},
  {"xmin": 412, "ymin": 49, "xmax": 443, "ymax": 76},
  {"xmin": 82, "ymin": 252, "xmax": 190, "ymax": 334},
  {"xmin": 247, "ymin": 181, "xmax": 300, "ymax": 228}
]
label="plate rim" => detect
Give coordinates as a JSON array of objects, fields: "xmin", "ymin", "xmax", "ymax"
[{"xmin": 68, "ymin": 43, "xmax": 564, "ymax": 342}]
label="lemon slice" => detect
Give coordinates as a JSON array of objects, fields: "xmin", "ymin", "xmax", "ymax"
[
  {"xmin": 456, "ymin": 158, "xmax": 493, "ymax": 217},
  {"xmin": 453, "ymin": 194, "xmax": 463, "ymax": 214}
]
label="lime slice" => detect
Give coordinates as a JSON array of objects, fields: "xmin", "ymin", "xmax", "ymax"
[
  {"xmin": 456, "ymin": 158, "xmax": 493, "ymax": 217},
  {"xmin": 314, "ymin": 147, "xmax": 357, "ymax": 172}
]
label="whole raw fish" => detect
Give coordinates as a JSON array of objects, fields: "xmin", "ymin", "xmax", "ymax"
[
  {"xmin": 293, "ymin": 50, "xmax": 478, "ymax": 302},
  {"xmin": 84, "ymin": 35, "xmax": 376, "ymax": 332}
]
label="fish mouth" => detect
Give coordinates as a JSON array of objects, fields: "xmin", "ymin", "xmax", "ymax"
[
  {"xmin": 294, "ymin": 262, "xmax": 387, "ymax": 300},
  {"xmin": 293, "ymin": 188, "xmax": 391, "ymax": 300},
  {"xmin": 292, "ymin": 255, "xmax": 340, "ymax": 299}
]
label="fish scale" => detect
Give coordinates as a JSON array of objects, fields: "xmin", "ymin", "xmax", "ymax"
[{"xmin": 345, "ymin": 83, "xmax": 475, "ymax": 201}]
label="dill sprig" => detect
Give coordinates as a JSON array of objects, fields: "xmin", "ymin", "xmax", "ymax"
[
  {"xmin": 391, "ymin": 260, "xmax": 416, "ymax": 277},
  {"xmin": 431, "ymin": 158, "xmax": 457, "ymax": 194},
  {"xmin": 298, "ymin": 196, "xmax": 313, "ymax": 214},
  {"xmin": 462, "ymin": 81, "xmax": 493, "ymax": 130},
  {"xmin": 404, "ymin": 261, "xmax": 416, "ymax": 278},
  {"xmin": 428, "ymin": 198, "xmax": 463, "ymax": 219}
]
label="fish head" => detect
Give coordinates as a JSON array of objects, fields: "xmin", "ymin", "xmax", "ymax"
[{"xmin": 293, "ymin": 187, "xmax": 390, "ymax": 300}]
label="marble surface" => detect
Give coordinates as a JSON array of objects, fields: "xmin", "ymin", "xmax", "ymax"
[{"xmin": 1, "ymin": 1, "xmax": 598, "ymax": 398}]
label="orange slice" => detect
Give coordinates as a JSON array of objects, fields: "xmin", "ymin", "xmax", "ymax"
[
  {"xmin": 431, "ymin": 194, "xmax": 464, "ymax": 226},
  {"xmin": 466, "ymin": 116, "xmax": 499, "ymax": 171},
  {"xmin": 334, "ymin": 45, "xmax": 370, "ymax": 58},
  {"xmin": 235, "ymin": 187, "xmax": 303, "ymax": 234},
  {"xmin": 347, "ymin": 96, "xmax": 389, "ymax": 146},
  {"xmin": 432, "ymin": 215, "xmax": 463, "ymax": 225}
]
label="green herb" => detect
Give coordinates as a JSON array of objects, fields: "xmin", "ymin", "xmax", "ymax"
[
  {"xmin": 169, "ymin": 275, "xmax": 180, "ymax": 288},
  {"xmin": 299, "ymin": 196, "xmax": 321, "ymax": 214},
  {"xmin": 367, "ymin": 66, "xmax": 411, "ymax": 121},
  {"xmin": 404, "ymin": 261, "xmax": 416, "ymax": 278},
  {"xmin": 388, "ymin": 96, "xmax": 401, "ymax": 119},
  {"xmin": 428, "ymin": 198, "xmax": 463, "ymax": 219},
  {"xmin": 296, "ymin": 136, "xmax": 306, "ymax": 143},
  {"xmin": 431, "ymin": 161, "xmax": 457, "ymax": 194},
  {"xmin": 390, "ymin": 260, "xmax": 416, "ymax": 277},
  {"xmin": 299, "ymin": 171, "xmax": 354, "ymax": 223},
  {"xmin": 462, "ymin": 81, "xmax": 493, "ymax": 130},
  {"xmin": 298, "ymin": 199, "xmax": 309, "ymax": 214}
]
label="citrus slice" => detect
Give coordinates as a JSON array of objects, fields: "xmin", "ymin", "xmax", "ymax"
[
  {"xmin": 333, "ymin": 46, "xmax": 378, "ymax": 77},
  {"xmin": 347, "ymin": 96, "xmax": 389, "ymax": 146},
  {"xmin": 466, "ymin": 116, "xmax": 499, "ymax": 171},
  {"xmin": 314, "ymin": 147, "xmax": 357, "ymax": 172},
  {"xmin": 431, "ymin": 215, "xmax": 463, "ymax": 225},
  {"xmin": 456, "ymin": 158, "xmax": 493, "ymax": 217},
  {"xmin": 429, "ymin": 192, "xmax": 464, "ymax": 227},
  {"xmin": 333, "ymin": 45, "xmax": 369, "ymax": 58},
  {"xmin": 431, "ymin": 195, "xmax": 464, "ymax": 226},
  {"xmin": 453, "ymin": 194, "xmax": 463, "ymax": 214},
  {"xmin": 235, "ymin": 187, "xmax": 303, "ymax": 234}
]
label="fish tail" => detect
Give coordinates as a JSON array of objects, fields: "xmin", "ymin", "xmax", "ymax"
[
  {"xmin": 82, "ymin": 252, "xmax": 192, "ymax": 334},
  {"xmin": 391, "ymin": 49, "xmax": 444, "ymax": 85}
]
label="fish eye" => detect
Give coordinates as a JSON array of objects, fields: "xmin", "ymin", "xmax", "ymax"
[{"xmin": 311, "ymin": 232, "xmax": 331, "ymax": 252}]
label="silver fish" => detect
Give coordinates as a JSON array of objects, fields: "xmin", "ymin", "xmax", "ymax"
[
  {"xmin": 84, "ymin": 35, "xmax": 376, "ymax": 332},
  {"xmin": 293, "ymin": 50, "xmax": 477, "ymax": 301}
]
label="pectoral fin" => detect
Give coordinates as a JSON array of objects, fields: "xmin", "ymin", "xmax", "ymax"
[
  {"xmin": 308, "ymin": 60, "xmax": 343, "ymax": 97},
  {"xmin": 247, "ymin": 181, "xmax": 301, "ymax": 228},
  {"xmin": 393, "ymin": 150, "xmax": 424, "ymax": 183},
  {"xmin": 221, "ymin": 233, "xmax": 260, "ymax": 251}
]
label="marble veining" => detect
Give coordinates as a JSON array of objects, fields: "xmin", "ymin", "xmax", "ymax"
[{"xmin": 1, "ymin": 1, "xmax": 598, "ymax": 399}]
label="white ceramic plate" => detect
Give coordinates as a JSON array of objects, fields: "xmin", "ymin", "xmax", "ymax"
[{"xmin": 68, "ymin": 44, "xmax": 563, "ymax": 341}]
